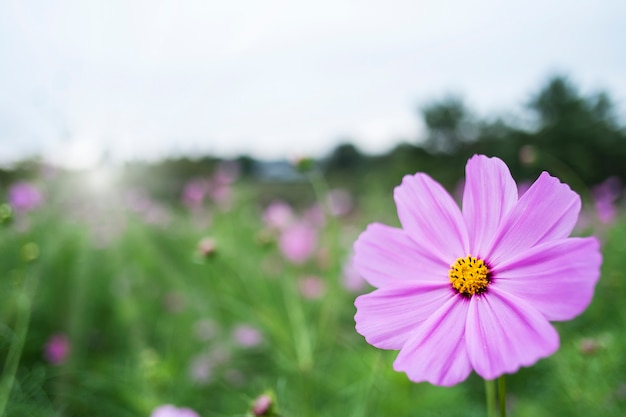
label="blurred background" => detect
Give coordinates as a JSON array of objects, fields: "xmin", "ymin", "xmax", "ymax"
[{"xmin": 1, "ymin": 1, "xmax": 626, "ymax": 416}]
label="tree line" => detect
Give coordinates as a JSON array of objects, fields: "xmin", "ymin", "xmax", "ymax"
[{"xmin": 324, "ymin": 75, "xmax": 626, "ymax": 193}]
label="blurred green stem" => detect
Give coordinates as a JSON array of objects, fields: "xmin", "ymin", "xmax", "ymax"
[
  {"xmin": 485, "ymin": 376, "xmax": 507, "ymax": 417},
  {"xmin": 498, "ymin": 376, "xmax": 506, "ymax": 417},
  {"xmin": 305, "ymin": 168, "xmax": 342, "ymax": 339},
  {"xmin": 485, "ymin": 378, "xmax": 496, "ymax": 417},
  {"xmin": 281, "ymin": 268, "xmax": 313, "ymax": 371},
  {"xmin": 306, "ymin": 169, "xmax": 337, "ymax": 229},
  {"xmin": 0, "ymin": 269, "xmax": 35, "ymax": 416}
]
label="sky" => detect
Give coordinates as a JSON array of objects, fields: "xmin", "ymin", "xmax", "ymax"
[{"xmin": 1, "ymin": 0, "xmax": 625, "ymax": 169}]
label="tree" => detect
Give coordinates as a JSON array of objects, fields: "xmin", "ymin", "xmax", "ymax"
[
  {"xmin": 324, "ymin": 142, "xmax": 364, "ymax": 173},
  {"xmin": 527, "ymin": 75, "xmax": 626, "ymax": 185},
  {"xmin": 421, "ymin": 96, "xmax": 476, "ymax": 153}
]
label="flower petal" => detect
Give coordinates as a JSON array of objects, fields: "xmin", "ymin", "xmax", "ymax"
[
  {"xmin": 393, "ymin": 295, "xmax": 472, "ymax": 386},
  {"xmin": 353, "ymin": 223, "xmax": 449, "ymax": 288},
  {"xmin": 394, "ymin": 173, "xmax": 469, "ymax": 263},
  {"xmin": 491, "ymin": 237, "xmax": 601, "ymax": 321},
  {"xmin": 466, "ymin": 289, "xmax": 559, "ymax": 380},
  {"xmin": 355, "ymin": 284, "xmax": 453, "ymax": 350},
  {"xmin": 485, "ymin": 171, "xmax": 581, "ymax": 265},
  {"xmin": 462, "ymin": 155, "xmax": 518, "ymax": 258}
]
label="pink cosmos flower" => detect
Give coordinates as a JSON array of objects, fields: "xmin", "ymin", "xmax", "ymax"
[
  {"xmin": 354, "ymin": 155, "xmax": 602, "ymax": 386},
  {"xmin": 188, "ymin": 353, "xmax": 215, "ymax": 384},
  {"xmin": 263, "ymin": 201, "xmax": 294, "ymax": 230},
  {"xmin": 341, "ymin": 254, "xmax": 367, "ymax": 293},
  {"xmin": 303, "ymin": 204, "xmax": 325, "ymax": 228},
  {"xmin": 208, "ymin": 183, "xmax": 232, "ymax": 210},
  {"xmin": 232, "ymin": 324, "xmax": 263, "ymax": 348},
  {"xmin": 278, "ymin": 222, "xmax": 317, "ymax": 264},
  {"xmin": 213, "ymin": 160, "xmax": 240, "ymax": 185},
  {"xmin": 44, "ymin": 333, "xmax": 70, "ymax": 365},
  {"xmin": 151, "ymin": 404, "xmax": 200, "ymax": 417},
  {"xmin": 251, "ymin": 394, "xmax": 273, "ymax": 416},
  {"xmin": 327, "ymin": 188, "xmax": 353, "ymax": 217},
  {"xmin": 182, "ymin": 179, "xmax": 209, "ymax": 208},
  {"xmin": 592, "ymin": 177, "xmax": 621, "ymax": 224},
  {"xmin": 8, "ymin": 182, "xmax": 43, "ymax": 213},
  {"xmin": 298, "ymin": 275, "xmax": 327, "ymax": 299},
  {"xmin": 197, "ymin": 237, "xmax": 217, "ymax": 258}
]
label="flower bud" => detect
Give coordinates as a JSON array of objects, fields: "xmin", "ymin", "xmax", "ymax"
[
  {"xmin": 251, "ymin": 393, "xmax": 273, "ymax": 416},
  {"xmin": 197, "ymin": 237, "xmax": 217, "ymax": 258}
]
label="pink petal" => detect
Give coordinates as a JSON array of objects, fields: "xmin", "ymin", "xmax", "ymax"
[
  {"xmin": 354, "ymin": 223, "xmax": 449, "ymax": 288},
  {"xmin": 462, "ymin": 155, "xmax": 518, "ymax": 258},
  {"xmin": 394, "ymin": 173, "xmax": 469, "ymax": 263},
  {"xmin": 465, "ymin": 289, "xmax": 559, "ymax": 380},
  {"xmin": 355, "ymin": 284, "xmax": 453, "ymax": 350},
  {"xmin": 278, "ymin": 222, "xmax": 317, "ymax": 264},
  {"xmin": 151, "ymin": 405, "xmax": 179, "ymax": 417},
  {"xmin": 485, "ymin": 172, "xmax": 581, "ymax": 265},
  {"xmin": 393, "ymin": 295, "xmax": 472, "ymax": 386},
  {"xmin": 491, "ymin": 237, "xmax": 601, "ymax": 321}
]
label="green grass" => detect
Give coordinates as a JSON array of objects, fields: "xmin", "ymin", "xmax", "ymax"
[{"xmin": 0, "ymin": 173, "xmax": 625, "ymax": 417}]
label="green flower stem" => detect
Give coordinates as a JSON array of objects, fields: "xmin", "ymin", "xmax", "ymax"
[
  {"xmin": 485, "ymin": 378, "xmax": 496, "ymax": 417},
  {"xmin": 498, "ymin": 375, "xmax": 507, "ymax": 417},
  {"xmin": 305, "ymin": 168, "xmax": 342, "ymax": 348},
  {"xmin": 0, "ymin": 269, "xmax": 35, "ymax": 416},
  {"xmin": 281, "ymin": 268, "xmax": 313, "ymax": 371}
]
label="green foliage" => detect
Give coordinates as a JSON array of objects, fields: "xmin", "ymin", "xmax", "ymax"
[
  {"xmin": 421, "ymin": 95, "xmax": 476, "ymax": 153},
  {"xmin": 322, "ymin": 75, "xmax": 626, "ymax": 194},
  {"xmin": 0, "ymin": 165, "xmax": 625, "ymax": 416}
]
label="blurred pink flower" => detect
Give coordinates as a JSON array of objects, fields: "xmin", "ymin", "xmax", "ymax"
[
  {"xmin": 124, "ymin": 188, "xmax": 171, "ymax": 226},
  {"xmin": 328, "ymin": 189, "xmax": 353, "ymax": 217},
  {"xmin": 342, "ymin": 254, "xmax": 367, "ymax": 293},
  {"xmin": 8, "ymin": 182, "xmax": 43, "ymax": 213},
  {"xmin": 519, "ymin": 144, "xmax": 537, "ymax": 165},
  {"xmin": 188, "ymin": 344, "xmax": 233, "ymax": 385},
  {"xmin": 233, "ymin": 324, "xmax": 263, "ymax": 348},
  {"xmin": 197, "ymin": 237, "xmax": 217, "ymax": 258},
  {"xmin": 303, "ymin": 204, "xmax": 325, "ymax": 227},
  {"xmin": 44, "ymin": 333, "xmax": 70, "ymax": 365},
  {"xmin": 592, "ymin": 177, "xmax": 621, "ymax": 224},
  {"xmin": 517, "ymin": 181, "xmax": 532, "ymax": 198},
  {"xmin": 298, "ymin": 276, "xmax": 327, "ymax": 300},
  {"xmin": 213, "ymin": 160, "xmax": 240, "ymax": 185},
  {"xmin": 453, "ymin": 179, "xmax": 465, "ymax": 204},
  {"xmin": 595, "ymin": 199, "xmax": 617, "ymax": 224},
  {"xmin": 125, "ymin": 188, "xmax": 153, "ymax": 213},
  {"xmin": 182, "ymin": 179, "xmax": 209, "ymax": 208},
  {"xmin": 143, "ymin": 204, "xmax": 171, "ymax": 226},
  {"xmin": 575, "ymin": 209, "xmax": 593, "ymax": 233},
  {"xmin": 262, "ymin": 201, "xmax": 294, "ymax": 230},
  {"xmin": 251, "ymin": 394, "xmax": 273, "ymax": 416},
  {"xmin": 151, "ymin": 404, "xmax": 200, "ymax": 417},
  {"xmin": 188, "ymin": 353, "xmax": 214, "ymax": 384},
  {"xmin": 193, "ymin": 318, "xmax": 219, "ymax": 341},
  {"xmin": 208, "ymin": 184, "xmax": 232, "ymax": 210},
  {"xmin": 278, "ymin": 222, "xmax": 317, "ymax": 264}
]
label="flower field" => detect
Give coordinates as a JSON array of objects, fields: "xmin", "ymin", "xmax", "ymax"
[{"xmin": 0, "ymin": 160, "xmax": 625, "ymax": 417}]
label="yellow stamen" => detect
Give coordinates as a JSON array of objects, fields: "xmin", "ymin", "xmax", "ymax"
[{"xmin": 449, "ymin": 255, "xmax": 490, "ymax": 296}]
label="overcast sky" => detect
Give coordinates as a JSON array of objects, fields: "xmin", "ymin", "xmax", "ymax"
[{"xmin": 1, "ymin": 0, "xmax": 625, "ymax": 168}]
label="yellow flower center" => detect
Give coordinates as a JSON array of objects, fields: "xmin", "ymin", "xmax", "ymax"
[{"xmin": 448, "ymin": 255, "xmax": 490, "ymax": 296}]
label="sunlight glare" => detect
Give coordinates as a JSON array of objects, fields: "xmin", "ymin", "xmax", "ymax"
[{"xmin": 49, "ymin": 140, "xmax": 102, "ymax": 171}]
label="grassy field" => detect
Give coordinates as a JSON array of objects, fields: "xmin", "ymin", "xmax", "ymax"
[{"xmin": 0, "ymin": 166, "xmax": 625, "ymax": 417}]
